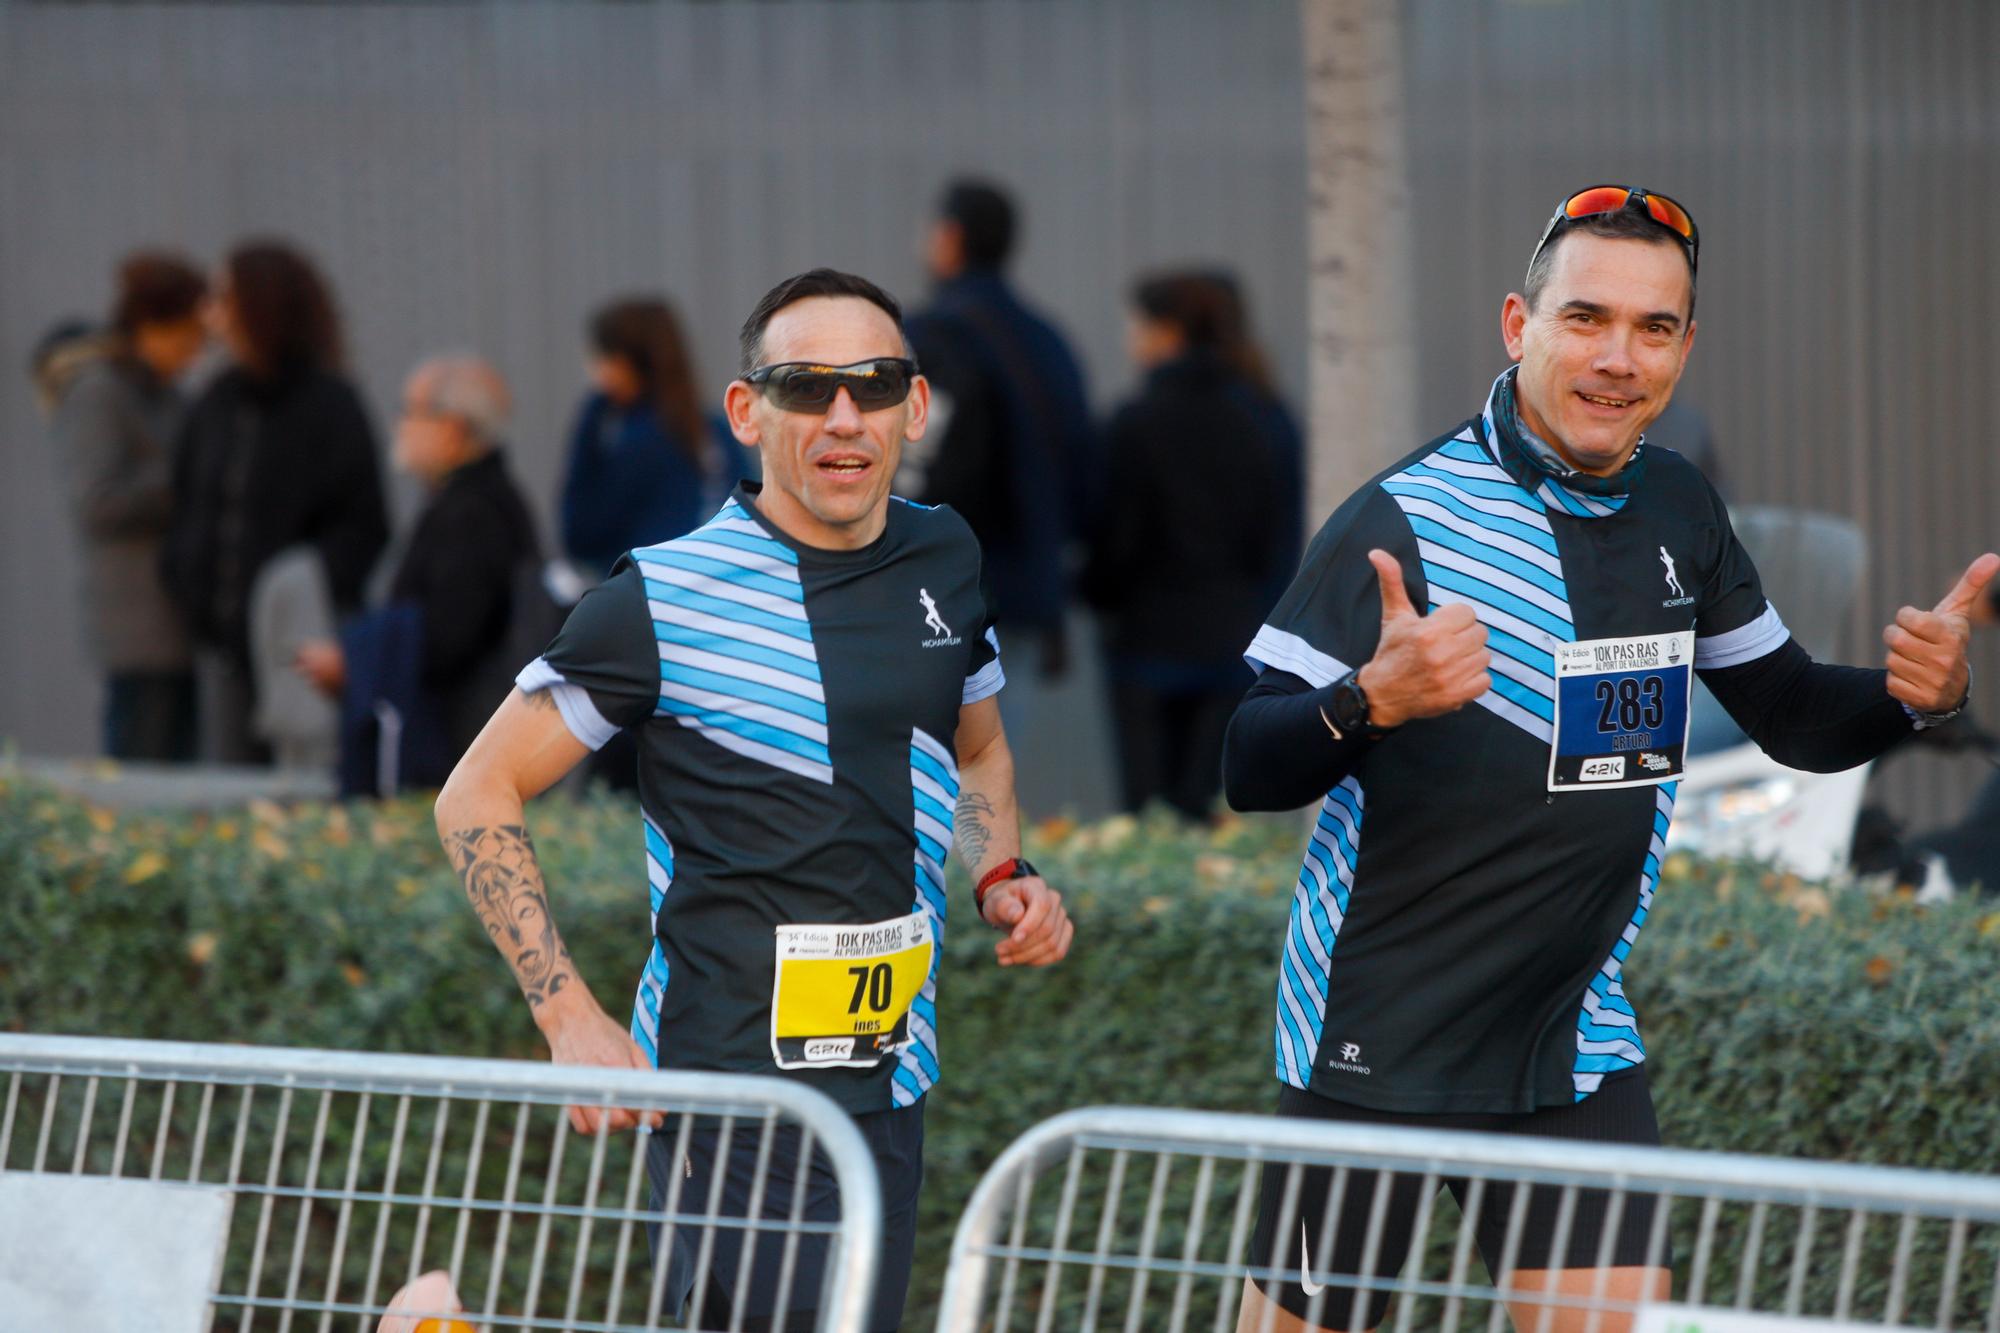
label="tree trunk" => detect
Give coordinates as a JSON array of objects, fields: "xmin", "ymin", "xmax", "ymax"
[{"xmin": 1300, "ymin": 0, "xmax": 1416, "ymax": 525}]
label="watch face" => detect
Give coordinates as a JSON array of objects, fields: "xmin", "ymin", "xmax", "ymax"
[{"xmin": 1332, "ymin": 678, "xmax": 1370, "ymax": 733}]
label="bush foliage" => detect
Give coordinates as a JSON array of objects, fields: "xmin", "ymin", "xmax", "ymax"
[{"xmin": 5, "ymin": 780, "xmax": 1998, "ymax": 1325}]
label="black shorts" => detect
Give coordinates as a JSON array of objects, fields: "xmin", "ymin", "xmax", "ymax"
[
  {"xmin": 646, "ymin": 1099, "xmax": 923, "ymax": 1333},
  {"xmin": 1250, "ymin": 1069, "xmax": 1669, "ymax": 1329}
]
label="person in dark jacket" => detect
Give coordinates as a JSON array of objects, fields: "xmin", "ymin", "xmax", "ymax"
[
  {"xmin": 294, "ymin": 355, "xmax": 542, "ymax": 789},
  {"xmin": 903, "ymin": 179, "xmax": 1096, "ymax": 680},
  {"xmin": 1199, "ymin": 270, "xmax": 1306, "ymax": 598},
  {"xmin": 559, "ymin": 296, "xmax": 746, "ymax": 577},
  {"xmin": 49, "ymin": 252, "xmax": 209, "ymax": 760},
  {"xmin": 162, "ymin": 240, "xmax": 388, "ymax": 763},
  {"xmin": 1081, "ymin": 270, "xmax": 1292, "ymax": 820}
]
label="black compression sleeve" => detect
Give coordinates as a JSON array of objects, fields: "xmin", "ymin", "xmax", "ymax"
[
  {"xmin": 1223, "ymin": 669, "xmax": 1376, "ymax": 811},
  {"xmin": 1699, "ymin": 637, "xmax": 1915, "ymax": 773}
]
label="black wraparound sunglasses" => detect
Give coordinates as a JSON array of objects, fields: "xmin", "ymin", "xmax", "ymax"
[{"xmin": 742, "ymin": 357, "xmax": 919, "ymax": 413}]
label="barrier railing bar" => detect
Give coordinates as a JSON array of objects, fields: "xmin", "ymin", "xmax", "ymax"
[{"xmin": 319, "ymin": 1089, "xmax": 372, "ymax": 1333}]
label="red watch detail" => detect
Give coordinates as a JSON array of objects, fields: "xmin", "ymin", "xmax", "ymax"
[{"xmin": 974, "ymin": 857, "xmax": 1037, "ymax": 913}]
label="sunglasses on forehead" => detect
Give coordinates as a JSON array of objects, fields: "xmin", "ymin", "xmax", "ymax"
[
  {"xmin": 742, "ymin": 357, "xmax": 919, "ymax": 413},
  {"xmin": 1527, "ymin": 185, "xmax": 1700, "ymax": 281}
]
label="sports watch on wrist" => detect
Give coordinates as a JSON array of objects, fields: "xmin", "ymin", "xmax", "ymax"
[
  {"xmin": 1319, "ymin": 669, "xmax": 1386, "ymax": 741},
  {"xmin": 974, "ymin": 856, "xmax": 1038, "ymax": 916}
]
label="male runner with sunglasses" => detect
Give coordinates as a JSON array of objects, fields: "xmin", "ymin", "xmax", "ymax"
[
  {"xmin": 1225, "ymin": 187, "xmax": 1997, "ymax": 1332},
  {"xmin": 436, "ymin": 268, "xmax": 1072, "ymax": 1331}
]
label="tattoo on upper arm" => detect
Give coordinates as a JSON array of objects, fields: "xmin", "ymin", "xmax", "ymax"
[
  {"xmin": 524, "ymin": 688, "xmax": 558, "ymax": 713},
  {"xmin": 443, "ymin": 824, "xmax": 575, "ymax": 1007},
  {"xmin": 955, "ymin": 791, "xmax": 995, "ymax": 870}
]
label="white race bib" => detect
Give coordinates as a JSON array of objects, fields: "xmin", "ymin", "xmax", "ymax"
[{"xmin": 1547, "ymin": 630, "xmax": 1694, "ymax": 792}]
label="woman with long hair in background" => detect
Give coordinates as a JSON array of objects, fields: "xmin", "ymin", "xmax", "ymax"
[
  {"xmin": 559, "ymin": 296, "xmax": 746, "ymax": 577},
  {"xmin": 162, "ymin": 239, "xmax": 388, "ymax": 764},
  {"xmin": 558, "ymin": 295, "xmax": 746, "ymax": 789}
]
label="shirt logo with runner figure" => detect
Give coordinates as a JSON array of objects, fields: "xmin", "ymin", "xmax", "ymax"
[
  {"xmin": 919, "ymin": 588, "xmax": 951, "ymax": 639},
  {"xmin": 919, "ymin": 588, "xmax": 961, "ymax": 648},
  {"xmin": 1659, "ymin": 546, "xmax": 1695, "ymax": 608}
]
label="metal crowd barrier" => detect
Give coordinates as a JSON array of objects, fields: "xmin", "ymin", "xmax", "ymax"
[
  {"xmin": 0, "ymin": 1034, "xmax": 880, "ymax": 1332},
  {"xmin": 935, "ymin": 1106, "xmax": 2000, "ymax": 1333}
]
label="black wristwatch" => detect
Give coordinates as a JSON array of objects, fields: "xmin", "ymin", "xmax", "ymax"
[{"xmin": 1319, "ymin": 669, "xmax": 1387, "ymax": 741}]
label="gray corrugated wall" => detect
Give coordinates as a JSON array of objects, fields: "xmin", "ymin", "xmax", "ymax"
[{"xmin": 2, "ymin": 1, "xmax": 1993, "ymax": 829}]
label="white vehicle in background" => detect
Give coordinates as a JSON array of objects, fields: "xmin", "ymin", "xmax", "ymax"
[
  {"xmin": 1668, "ymin": 704, "xmax": 1874, "ymax": 884},
  {"xmin": 1664, "ymin": 508, "xmax": 1882, "ymax": 885}
]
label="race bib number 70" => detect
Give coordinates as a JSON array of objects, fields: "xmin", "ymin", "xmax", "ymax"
[
  {"xmin": 769, "ymin": 912, "xmax": 934, "ymax": 1070},
  {"xmin": 1548, "ymin": 630, "xmax": 1694, "ymax": 792}
]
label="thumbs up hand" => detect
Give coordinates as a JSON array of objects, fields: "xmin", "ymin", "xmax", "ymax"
[
  {"xmin": 1354, "ymin": 549, "xmax": 1492, "ymax": 730},
  {"xmin": 1883, "ymin": 552, "xmax": 1999, "ymax": 715}
]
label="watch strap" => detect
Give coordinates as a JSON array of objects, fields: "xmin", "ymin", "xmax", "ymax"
[{"xmin": 974, "ymin": 856, "xmax": 1037, "ymax": 912}]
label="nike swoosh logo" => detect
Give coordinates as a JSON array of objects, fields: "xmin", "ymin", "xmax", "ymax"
[{"xmin": 1300, "ymin": 1218, "xmax": 1324, "ymax": 1297}]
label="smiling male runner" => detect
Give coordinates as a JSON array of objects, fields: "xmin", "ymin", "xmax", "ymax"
[
  {"xmin": 437, "ymin": 269, "xmax": 1073, "ymax": 1331},
  {"xmin": 1223, "ymin": 186, "xmax": 1996, "ymax": 1332}
]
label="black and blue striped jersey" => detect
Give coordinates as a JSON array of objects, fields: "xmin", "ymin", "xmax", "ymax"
[
  {"xmin": 520, "ymin": 483, "xmax": 1000, "ymax": 1113},
  {"xmin": 1246, "ymin": 369, "xmax": 1786, "ymax": 1114}
]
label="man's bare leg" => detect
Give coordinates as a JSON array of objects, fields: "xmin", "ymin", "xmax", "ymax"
[
  {"xmin": 1235, "ymin": 1277, "xmax": 1375, "ymax": 1333},
  {"xmin": 1235, "ymin": 1265, "xmax": 1667, "ymax": 1333},
  {"xmin": 1502, "ymin": 1266, "xmax": 1671, "ymax": 1333}
]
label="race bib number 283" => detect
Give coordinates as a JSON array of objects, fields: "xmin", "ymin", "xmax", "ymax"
[{"xmin": 1548, "ymin": 630, "xmax": 1694, "ymax": 792}]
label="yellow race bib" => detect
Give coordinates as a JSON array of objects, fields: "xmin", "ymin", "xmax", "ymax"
[{"xmin": 770, "ymin": 912, "xmax": 934, "ymax": 1070}]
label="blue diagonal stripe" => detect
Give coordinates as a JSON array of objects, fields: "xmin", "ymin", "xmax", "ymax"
[
  {"xmin": 644, "ymin": 578, "xmax": 814, "ymax": 641},
  {"xmin": 911, "ymin": 748, "xmax": 954, "ymax": 791},
  {"xmin": 656, "ymin": 624, "xmax": 821, "ymax": 679},
  {"xmin": 643, "ymin": 548, "xmax": 804, "ymax": 602},
  {"xmin": 1410, "ymin": 515, "xmax": 1568, "ymax": 599},
  {"xmin": 1422, "ymin": 562, "xmax": 1574, "ymax": 639},
  {"xmin": 914, "ymin": 790, "xmax": 954, "ymax": 830},
  {"xmin": 644, "ymin": 823, "xmax": 673, "ymax": 875},
  {"xmin": 1485, "ymin": 625, "xmax": 1558, "ymax": 679},
  {"xmin": 678, "ymin": 525, "xmax": 798, "ymax": 565},
  {"xmin": 1402, "ymin": 460, "xmax": 1551, "ymax": 510},
  {"xmin": 1486, "ymin": 669, "xmax": 1555, "ymax": 721},
  {"xmin": 660, "ymin": 699, "xmax": 831, "ymax": 762},
  {"xmin": 1381, "ymin": 480, "xmax": 1559, "ymax": 555},
  {"xmin": 658, "ymin": 661, "xmax": 827, "ymax": 721}
]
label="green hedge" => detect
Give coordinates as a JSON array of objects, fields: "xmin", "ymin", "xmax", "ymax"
[{"xmin": 5, "ymin": 781, "xmax": 1998, "ymax": 1326}]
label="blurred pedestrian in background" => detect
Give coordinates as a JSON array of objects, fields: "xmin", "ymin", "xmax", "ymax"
[
  {"xmin": 559, "ymin": 296, "xmax": 745, "ymax": 578},
  {"xmin": 1081, "ymin": 270, "xmax": 1292, "ymax": 820},
  {"xmin": 47, "ymin": 252, "xmax": 209, "ymax": 761},
  {"xmin": 904, "ymin": 178, "xmax": 1096, "ymax": 683},
  {"xmin": 296, "ymin": 355, "xmax": 543, "ymax": 793},
  {"xmin": 558, "ymin": 295, "xmax": 742, "ymax": 789},
  {"xmin": 162, "ymin": 240, "xmax": 388, "ymax": 764},
  {"xmin": 1200, "ymin": 269, "xmax": 1306, "ymax": 598}
]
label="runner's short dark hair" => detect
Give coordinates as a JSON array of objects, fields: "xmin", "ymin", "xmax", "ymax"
[
  {"xmin": 939, "ymin": 179, "xmax": 1016, "ymax": 269},
  {"xmin": 738, "ymin": 268, "xmax": 908, "ymax": 374},
  {"xmin": 1524, "ymin": 207, "xmax": 1696, "ymax": 320}
]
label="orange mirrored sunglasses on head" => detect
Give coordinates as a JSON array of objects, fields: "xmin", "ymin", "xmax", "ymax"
[{"xmin": 1528, "ymin": 185, "xmax": 1699, "ymax": 279}]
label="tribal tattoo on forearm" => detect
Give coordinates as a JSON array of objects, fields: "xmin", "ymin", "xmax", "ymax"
[
  {"xmin": 443, "ymin": 824, "xmax": 575, "ymax": 1008},
  {"xmin": 954, "ymin": 791, "xmax": 996, "ymax": 872}
]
